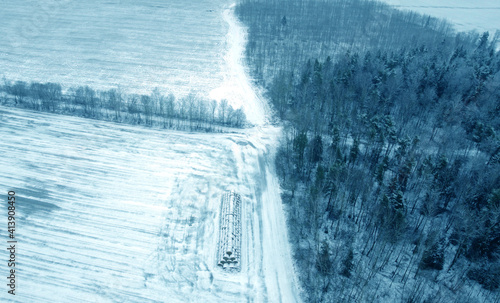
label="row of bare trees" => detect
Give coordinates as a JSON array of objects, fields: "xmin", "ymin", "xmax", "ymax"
[{"xmin": 0, "ymin": 80, "xmax": 247, "ymax": 131}]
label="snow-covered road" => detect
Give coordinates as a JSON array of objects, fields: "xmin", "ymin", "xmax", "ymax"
[
  {"xmin": 217, "ymin": 5, "xmax": 301, "ymax": 300},
  {"xmin": 209, "ymin": 5, "xmax": 270, "ymax": 126},
  {"xmin": 0, "ymin": 3, "xmax": 300, "ymax": 303}
]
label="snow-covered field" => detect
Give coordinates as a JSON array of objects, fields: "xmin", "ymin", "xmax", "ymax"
[
  {"xmin": 380, "ymin": 0, "xmax": 500, "ymax": 35},
  {"xmin": 0, "ymin": 0, "xmax": 225, "ymax": 98},
  {"xmin": 0, "ymin": 106, "xmax": 299, "ymax": 302},
  {"xmin": 0, "ymin": 1, "xmax": 298, "ymax": 302}
]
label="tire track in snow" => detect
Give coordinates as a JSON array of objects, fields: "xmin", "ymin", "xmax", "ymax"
[
  {"xmin": 219, "ymin": 4, "xmax": 302, "ymax": 301},
  {"xmin": 209, "ymin": 5, "xmax": 270, "ymax": 126}
]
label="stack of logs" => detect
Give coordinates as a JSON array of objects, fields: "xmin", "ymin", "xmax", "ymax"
[{"xmin": 217, "ymin": 191, "xmax": 241, "ymax": 270}]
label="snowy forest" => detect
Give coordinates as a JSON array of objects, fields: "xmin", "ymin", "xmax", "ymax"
[
  {"xmin": 237, "ymin": 0, "xmax": 500, "ymax": 302},
  {"xmin": 0, "ymin": 81, "xmax": 247, "ymax": 131}
]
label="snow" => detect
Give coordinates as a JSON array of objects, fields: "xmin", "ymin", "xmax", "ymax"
[
  {"xmin": 209, "ymin": 5, "xmax": 270, "ymax": 126},
  {"xmin": 2, "ymin": 0, "xmax": 497, "ymax": 301},
  {"xmin": 0, "ymin": 1, "xmax": 300, "ymax": 302},
  {"xmin": 380, "ymin": 0, "xmax": 500, "ymax": 35},
  {"xmin": 2, "ymin": 0, "xmax": 498, "ymax": 301},
  {"xmin": 0, "ymin": 105, "xmax": 299, "ymax": 302},
  {"xmin": 0, "ymin": 0, "xmax": 228, "ymax": 97}
]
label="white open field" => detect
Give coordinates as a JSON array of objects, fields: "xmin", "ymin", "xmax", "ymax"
[
  {"xmin": 380, "ymin": 0, "xmax": 500, "ymax": 35},
  {"xmin": 0, "ymin": 0, "xmax": 226, "ymax": 96},
  {"xmin": 0, "ymin": 0, "xmax": 225, "ymax": 96},
  {"xmin": 0, "ymin": 106, "xmax": 299, "ymax": 302}
]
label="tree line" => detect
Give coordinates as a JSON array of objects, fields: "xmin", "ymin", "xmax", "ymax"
[
  {"xmin": 236, "ymin": 0, "xmax": 455, "ymax": 87},
  {"xmin": 0, "ymin": 80, "xmax": 247, "ymax": 131},
  {"xmin": 237, "ymin": 0, "xmax": 500, "ymax": 302}
]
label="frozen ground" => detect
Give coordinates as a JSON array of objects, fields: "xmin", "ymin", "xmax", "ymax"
[
  {"xmin": 380, "ymin": 0, "xmax": 500, "ymax": 35},
  {"xmin": 0, "ymin": 106, "xmax": 299, "ymax": 302},
  {"xmin": 0, "ymin": 1, "xmax": 299, "ymax": 302},
  {"xmin": 0, "ymin": 0, "xmax": 227, "ymax": 97},
  {"xmin": 0, "ymin": 0, "xmax": 265, "ymax": 122},
  {"xmin": 210, "ymin": 5, "xmax": 269, "ymax": 125}
]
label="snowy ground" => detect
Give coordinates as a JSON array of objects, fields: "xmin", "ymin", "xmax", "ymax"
[
  {"xmin": 209, "ymin": 4, "xmax": 270, "ymax": 125},
  {"xmin": 0, "ymin": 0, "xmax": 266, "ymax": 121},
  {"xmin": 0, "ymin": 0, "xmax": 227, "ymax": 97},
  {"xmin": 0, "ymin": 1, "xmax": 300, "ymax": 302},
  {"xmin": 6, "ymin": 0, "xmax": 496, "ymax": 302},
  {"xmin": 0, "ymin": 105, "xmax": 299, "ymax": 303},
  {"xmin": 380, "ymin": 0, "xmax": 500, "ymax": 35}
]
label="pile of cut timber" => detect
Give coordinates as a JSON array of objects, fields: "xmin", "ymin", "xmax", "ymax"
[{"xmin": 217, "ymin": 191, "xmax": 241, "ymax": 270}]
